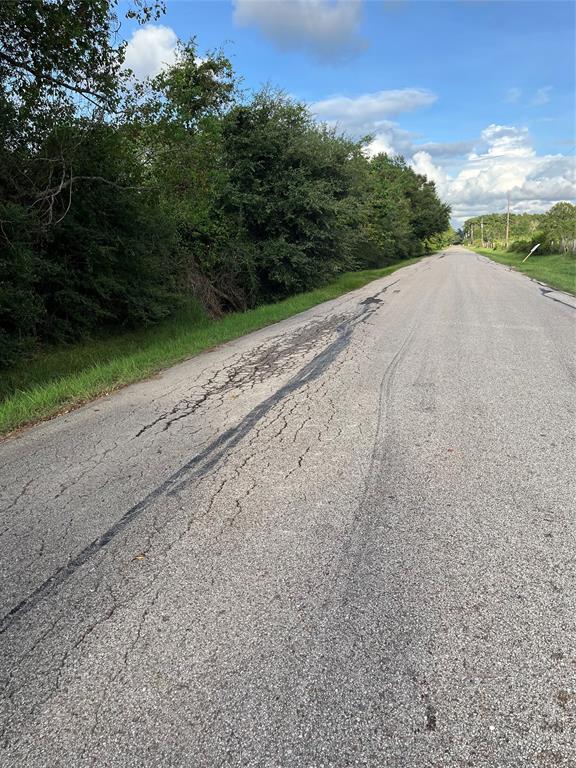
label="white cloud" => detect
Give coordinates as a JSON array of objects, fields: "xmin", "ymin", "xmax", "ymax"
[
  {"xmin": 366, "ymin": 125, "xmax": 414, "ymax": 157},
  {"xmin": 505, "ymin": 87, "xmax": 522, "ymax": 103},
  {"xmin": 310, "ymin": 88, "xmax": 437, "ymax": 135},
  {"xmin": 309, "ymin": 87, "xmax": 444, "ymax": 162},
  {"xmin": 410, "ymin": 124, "xmax": 576, "ymax": 226},
  {"xmin": 532, "ymin": 86, "xmax": 552, "ymax": 106},
  {"xmin": 504, "ymin": 86, "xmax": 553, "ymax": 107},
  {"xmin": 233, "ymin": 0, "xmax": 366, "ymax": 61},
  {"xmin": 474, "ymin": 124, "xmax": 532, "ymax": 158},
  {"xmin": 123, "ymin": 25, "xmax": 178, "ymax": 79},
  {"xmin": 413, "ymin": 140, "xmax": 475, "ymax": 159}
]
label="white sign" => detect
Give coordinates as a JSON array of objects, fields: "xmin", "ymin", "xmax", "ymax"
[{"xmin": 522, "ymin": 243, "xmax": 540, "ymax": 263}]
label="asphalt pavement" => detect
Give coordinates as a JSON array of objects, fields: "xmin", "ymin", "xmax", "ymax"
[{"xmin": 1, "ymin": 246, "xmax": 575, "ymax": 767}]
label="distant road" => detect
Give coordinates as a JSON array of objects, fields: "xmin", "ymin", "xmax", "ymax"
[{"xmin": 1, "ymin": 246, "xmax": 575, "ymax": 767}]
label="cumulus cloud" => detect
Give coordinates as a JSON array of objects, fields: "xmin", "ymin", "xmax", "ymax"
[
  {"xmin": 366, "ymin": 123, "xmax": 416, "ymax": 157},
  {"xmin": 410, "ymin": 124, "xmax": 576, "ymax": 226},
  {"xmin": 474, "ymin": 124, "xmax": 532, "ymax": 158},
  {"xmin": 123, "ymin": 25, "xmax": 178, "ymax": 79},
  {"xmin": 310, "ymin": 88, "xmax": 437, "ymax": 135},
  {"xmin": 310, "ymin": 88, "xmax": 442, "ymax": 161},
  {"xmin": 233, "ymin": 0, "xmax": 366, "ymax": 61}
]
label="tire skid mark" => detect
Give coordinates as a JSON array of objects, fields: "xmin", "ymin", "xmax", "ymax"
[
  {"xmin": 130, "ymin": 309, "xmax": 368, "ymax": 440},
  {"xmin": 322, "ymin": 322, "xmax": 417, "ymax": 612},
  {"xmin": 0, "ymin": 292, "xmax": 390, "ymax": 635},
  {"xmin": 253, "ymin": 319, "xmax": 419, "ymax": 760}
]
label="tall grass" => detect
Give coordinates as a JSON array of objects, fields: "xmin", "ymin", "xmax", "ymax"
[{"xmin": 0, "ymin": 259, "xmax": 420, "ymax": 436}]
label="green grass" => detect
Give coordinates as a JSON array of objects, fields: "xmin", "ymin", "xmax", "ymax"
[
  {"xmin": 0, "ymin": 258, "xmax": 420, "ymax": 436},
  {"xmin": 472, "ymin": 248, "xmax": 576, "ymax": 295}
]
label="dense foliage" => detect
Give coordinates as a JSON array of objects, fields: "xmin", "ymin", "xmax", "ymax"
[
  {"xmin": 463, "ymin": 203, "xmax": 576, "ymax": 255},
  {"xmin": 0, "ymin": 1, "xmax": 450, "ymax": 367}
]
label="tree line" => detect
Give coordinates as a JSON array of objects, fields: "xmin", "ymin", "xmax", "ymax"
[
  {"xmin": 463, "ymin": 203, "xmax": 576, "ymax": 254},
  {"xmin": 0, "ymin": 1, "xmax": 451, "ymax": 368}
]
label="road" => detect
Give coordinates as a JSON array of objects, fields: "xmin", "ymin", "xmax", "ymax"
[{"xmin": 0, "ymin": 246, "xmax": 575, "ymax": 767}]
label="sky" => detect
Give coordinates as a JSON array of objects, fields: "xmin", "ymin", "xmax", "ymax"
[{"xmin": 120, "ymin": 0, "xmax": 576, "ymax": 227}]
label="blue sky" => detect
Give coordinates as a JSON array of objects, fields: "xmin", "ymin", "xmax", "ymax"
[{"xmin": 121, "ymin": 1, "xmax": 575, "ymax": 225}]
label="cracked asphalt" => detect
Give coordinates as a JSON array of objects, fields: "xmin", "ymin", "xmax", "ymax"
[{"xmin": 1, "ymin": 246, "xmax": 575, "ymax": 767}]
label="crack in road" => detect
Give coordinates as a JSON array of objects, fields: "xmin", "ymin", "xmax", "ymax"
[{"xmin": 0, "ymin": 293, "xmax": 388, "ymax": 636}]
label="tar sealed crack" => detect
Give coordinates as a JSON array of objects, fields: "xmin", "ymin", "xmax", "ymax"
[
  {"xmin": 0, "ymin": 289, "xmax": 388, "ymax": 634},
  {"xmin": 426, "ymin": 703, "xmax": 437, "ymax": 731},
  {"xmin": 132, "ymin": 311, "xmax": 359, "ymax": 439}
]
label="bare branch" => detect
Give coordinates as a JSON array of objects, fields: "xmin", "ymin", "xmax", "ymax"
[
  {"xmin": 32, "ymin": 175, "xmax": 152, "ymax": 202},
  {"xmin": 53, "ymin": 169, "xmax": 74, "ymax": 226}
]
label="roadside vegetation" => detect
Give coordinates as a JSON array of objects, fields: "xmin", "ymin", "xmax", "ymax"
[
  {"xmin": 463, "ymin": 202, "xmax": 576, "ymax": 255},
  {"xmin": 0, "ymin": 259, "xmax": 421, "ymax": 435},
  {"xmin": 472, "ymin": 248, "xmax": 576, "ymax": 295},
  {"xmin": 463, "ymin": 202, "xmax": 576, "ymax": 294}
]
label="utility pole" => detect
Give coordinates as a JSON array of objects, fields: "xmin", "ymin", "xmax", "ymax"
[
  {"xmin": 480, "ymin": 217, "xmax": 485, "ymax": 247},
  {"xmin": 470, "ymin": 223, "xmax": 474, "ymax": 244},
  {"xmin": 505, "ymin": 193, "xmax": 510, "ymax": 250}
]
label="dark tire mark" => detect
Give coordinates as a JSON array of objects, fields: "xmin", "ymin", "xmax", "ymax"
[{"xmin": 0, "ymin": 294, "xmax": 389, "ymax": 634}]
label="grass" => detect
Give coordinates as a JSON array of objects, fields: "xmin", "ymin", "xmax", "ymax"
[
  {"xmin": 0, "ymin": 258, "xmax": 421, "ymax": 437},
  {"xmin": 472, "ymin": 248, "xmax": 576, "ymax": 295}
]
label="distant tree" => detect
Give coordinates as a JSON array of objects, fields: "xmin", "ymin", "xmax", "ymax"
[
  {"xmin": 463, "ymin": 212, "xmax": 543, "ymax": 248},
  {"xmin": 541, "ymin": 202, "xmax": 576, "ymax": 253},
  {"xmin": 425, "ymin": 226, "xmax": 457, "ymax": 252},
  {"xmin": 463, "ymin": 204, "xmax": 575, "ymax": 254},
  {"xmin": 362, "ymin": 155, "xmax": 450, "ymax": 262},
  {"xmin": 218, "ymin": 90, "xmax": 366, "ymax": 305}
]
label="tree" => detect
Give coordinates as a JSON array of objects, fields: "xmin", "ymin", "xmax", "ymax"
[
  {"xmin": 362, "ymin": 155, "xmax": 412, "ymax": 260},
  {"xmin": 463, "ymin": 205, "xmax": 575, "ymax": 254},
  {"xmin": 124, "ymin": 42, "xmax": 240, "ymax": 311},
  {"xmin": 0, "ymin": 0, "xmax": 173, "ymax": 365},
  {"xmin": 361, "ymin": 155, "xmax": 450, "ymax": 264},
  {"xmin": 0, "ymin": 0, "xmax": 163, "ymax": 114},
  {"xmin": 541, "ymin": 203, "xmax": 576, "ymax": 253},
  {"xmin": 218, "ymin": 90, "xmax": 365, "ymax": 304},
  {"xmin": 0, "ymin": 0, "xmax": 166, "ymax": 230}
]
